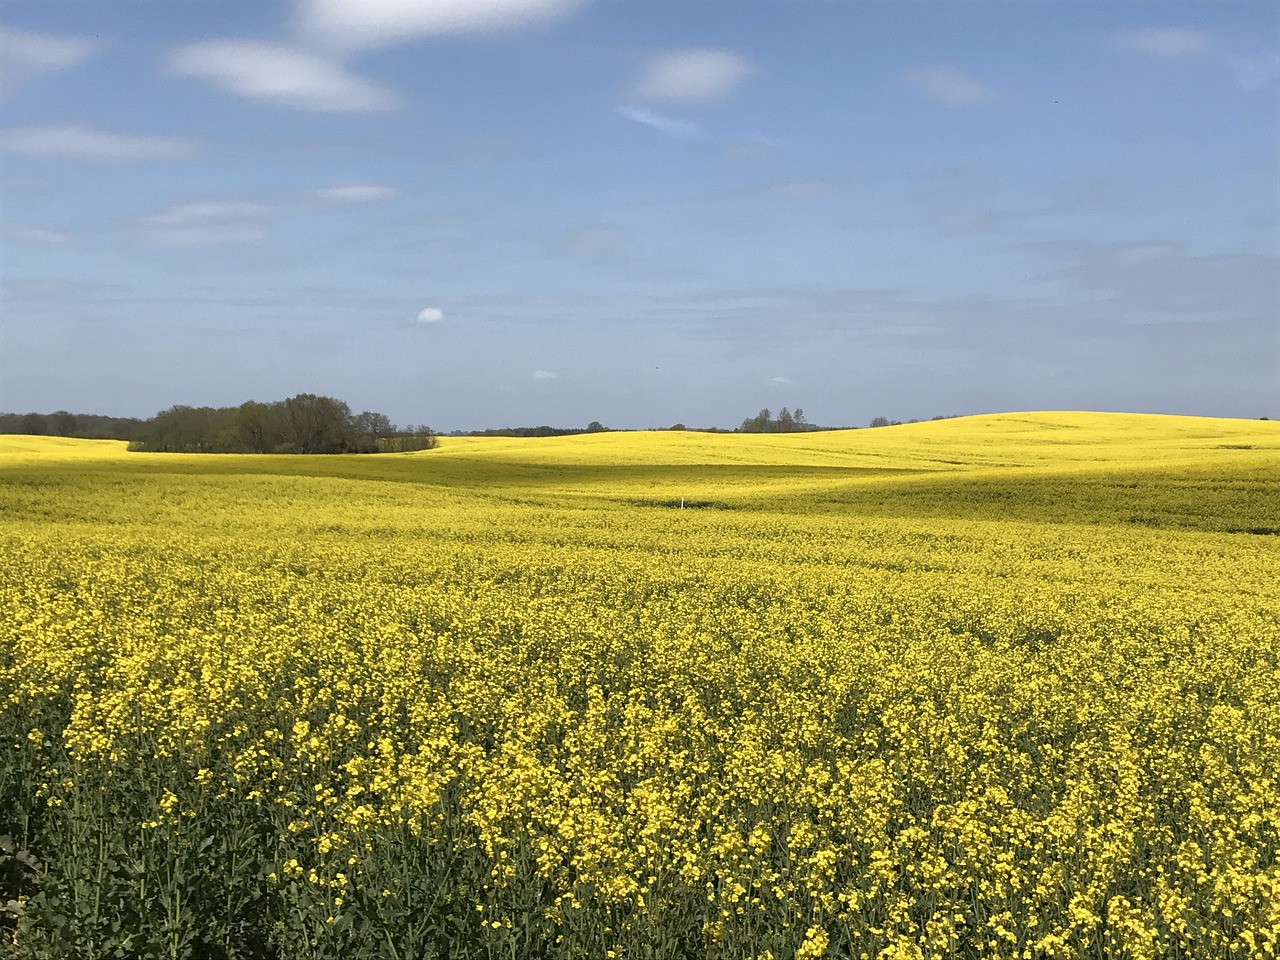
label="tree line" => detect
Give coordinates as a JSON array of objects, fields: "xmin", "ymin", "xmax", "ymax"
[
  {"xmin": 126, "ymin": 395, "xmax": 436, "ymax": 454},
  {"xmin": 736, "ymin": 408, "xmax": 821, "ymax": 433},
  {"xmin": 0, "ymin": 396, "xmax": 434, "ymax": 454},
  {"xmin": 0, "ymin": 410, "xmax": 145, "ymax": 441},
  {"xmin": 3, "ymin": 402, "xmax": 969, "ymax": 447},
  {"xmin": 456, "ymin": 421, "xmax": 609, "ymax": 438}
]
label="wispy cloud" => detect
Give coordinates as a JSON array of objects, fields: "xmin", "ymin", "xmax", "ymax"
[
  {"xmin": 297, "ymin": 0, "xmax": 587, "ymax": 50},
  {"xmin": 1048, "ymin": 241, "xmax": 1279, "ymax": 322},
  {"xmin": 442, "ymin": 135, "xmax": 519, "ymax": 167},
  {"xmin": 7, "ymin": 224, "xmax": 70, "ymax": 244},
  {"xmin": 137, "ymin": 184, "xmax": 403, "ymax": 245},
  {"xmin": 906, "ymin": 66, "xmax": 995, "ymax": 105},
  {"xmin": 1054, "ymin": 176, "xmax": 1115, "ymax": 214},
  {"xmin": 1116, "ymin": 27, "xmax": 1213, "ymax": 57},
  {"xmin": 0, "ymin": 123, "xmax": 199, "ymax": 162},
  {"xmin": 632, "ymin": 49, "xmax": 751, "ymax": 104},
  {"xmin": 0, "ymin": 27, "xmax": 97, "ymax": 97},
  {"xmin": 558, "ymin": 224, "xmax": 627, "ymax": 259},
  {"xmin": 1230, "ymin": 52, "xmax": 1280, "ymax": 90},
  {"xmin": 726, "ymin": 136, "xmax": 780, "ymax": 161},
  {"xmin": 768, "ymin": 376, "xmax": 792, "ymax": 386},
  {"xmin": 168, "ymin": 40, "xmax": 398, "ymax": 112},
  {"xmin": 532, "ymin": 369, "xmax": 558, "ymax": 380},
  {"xmin": 416, "ymin": 307, "xmax": 445, "ymax": 323},
  {"xmin": 617, "ymin": 106, "xmax": 699, "ymax": 138},
  {"xmin": 314, "ymin": 184, "xmax": 399, "ymax": 204},
  {"xmin": 140, "ymin": 199, "xmax": 274, "ymax": 246},
  {"xmin": 925, "ymin": 168, "xmax": 993, "ymax": 238},
  {"xmin": 772, "ymin": 179, "xmax": 835, "ymax": 198}
]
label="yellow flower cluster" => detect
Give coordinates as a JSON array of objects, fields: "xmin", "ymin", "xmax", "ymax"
[{"xmin": 1, "ymin": 411, "xmax": 1277, "ymax": 958}]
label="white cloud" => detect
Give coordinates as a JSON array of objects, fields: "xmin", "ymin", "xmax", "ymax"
[
  {"xmin": 633, "ymin": 49, "xmax": 751, "ymax": 104},
  {"xmin": 315, "ymin": 184, "xmax": 399, "ymax": 204},
  {"xmin": 0, "ymin": 27, "xmax": 97, "ymax": 96},
  {"xmin": 906, "ymin": 66, "xmax": 995, "ymax": 105},
  {"xmin": 616, "ymin": 106, "xmax": 699, "ymax": 138},
  {"xmin": 532, "ymin": 369, "xmax": 557, "ymax": 379},
  {"xmin": 1117, "ymin": 27, "xmax": 1213, "ymax": 57},
  {"xmin": 769, "ymin": 376, "xmax": 792, "ymax": 386},
  {"xmin": 141, "ymin": 198, "xmax": 274, "ymax": 246},
  {"xmin": 168, "ymin": 40, "xmax": 398, "ymax": 112},
  {"xmin": 297, "ymin": 0, "xmax": 587, "ymax": 49},
  {"xmin": 0, "ymin": 123, "xmax": 199, "ymax": 162},
  {"xmin": 416, "ymin": 307, "xmax": 445, "ymax": 323}
]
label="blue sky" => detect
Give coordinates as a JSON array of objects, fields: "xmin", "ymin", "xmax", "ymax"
[{"xmin": 2, "ymin": 0, "xmax": 1277, "ymax": 430}]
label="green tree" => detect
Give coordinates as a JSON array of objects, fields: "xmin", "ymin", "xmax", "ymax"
[
  {"xmin": 279, "ymin": 394, "xmax": 352, "ymax": 453},
  {"xmin": 227, "ymin": 401, "xmax": 274, "ymax": 453},
  {"xmin": 49, "ymin": 410, "xmax": 77, "ymax": 437}
]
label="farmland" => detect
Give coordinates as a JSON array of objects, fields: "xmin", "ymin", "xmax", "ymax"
[{"xmin": 1, "ymin": 412, "xmax": 1277, "ymax": 959}]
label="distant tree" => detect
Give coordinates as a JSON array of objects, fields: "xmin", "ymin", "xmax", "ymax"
[
  {"xmin": 669, "ymin": 423, "xmax": 687, "ymax": 431},
  {"xmin": 226, "ymin": 401, "xmax": 274, "ymax": 453},
  {"xmin": 133, "ymin": 405, "xmax": 232, "ymax": 452},
  {"xmin": 737, "ymin": 407, "xmax": 819, "ymax": 433},
  {"xmin": 354, "ymin": 411, "xmax": 394, "ymax": 438},
  {"xmin": 381, "ymin": 424, "xmax": 437, "ymax": 452},
  {"xmin": 585, "ymin": 421, "xmax": 607, "ymax": 433},
  {"xmin": 99, "ymin": 394, "xmax": 423, "ymax": 454},
  {"xmin": 869, "ymin": 416, "xmax": 891, "ymax": 428},
  {"xmin": 278, "ymin": 394, "xmax": 352, "ymax": 453},
  {"xmin": 50, "ymin": 410, "xmax": 77, "ymax": 436},
  {"xmin": 350, "ymin": 411, "xmax": 394, "ymax": 453}
]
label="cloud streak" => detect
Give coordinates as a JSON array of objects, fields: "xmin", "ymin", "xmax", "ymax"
[
  {"xmin": 632, "ymin": 49, "xmax": 751, "ymax": 104},
  {"xmin": 314, "ymin": 184, "xmax": 399, "ymax": 204},
  {"xmin": 0, "ymin": 123, "xmax": 199, "ymax": 162},
  {"xmin": 7, "ymin": 224, "xmax": 70, "ymax": 244},
  {"xmin": 1116, "ymin": 27, "xmax": 1213, "ymax": 57},
  {"xmin": 1230, "ymin": 52, "xmax": 1280, "ymax": 90},
  {"xmin": 140, "ymin": 199, "xmax": 273, "ymax": 246},
  {"xmin": 558, "ymin": 224, "xmax": 627, "ymax": 259},
  {"xmin": 0, "ymin": 27, "xmax": 97, "ymax": 97},
  {"xmin": 297, "ymin": 0, "xmax": 587, "ymax": 50},
  {"xmin": 169, "ymin": 40, "xmax": 399, "ymax": 112},
  {"xmin": 772, "ymin": 179, "xmax": 835, "ymax": 198},
  {"xmin": 906, "ymin": 66, "xmax": 995, "ymax": 105},
  {"xmin": 617, "ymin": 106, "xmax": 699, "ymax": 138}
]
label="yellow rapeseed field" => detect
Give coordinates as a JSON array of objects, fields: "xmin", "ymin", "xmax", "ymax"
[{"xmin": 1, "ymin": 412, "xmax": 1277, "ymax": 959}]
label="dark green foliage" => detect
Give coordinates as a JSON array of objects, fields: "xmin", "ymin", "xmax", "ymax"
[
  {"xmin": 0, "ymin": 412, "xmax": 144, "ymax": 442},
  {"xmin": 736, "ymin": 407, "xmax": 819, "ymax": 434},
  {"xmin": 4, "ymin": 397, "xmax": 435, "ymax": 456},
  {"xmin": 121, "ymin": 396, "xmax": 436, "ymax": 455}
]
